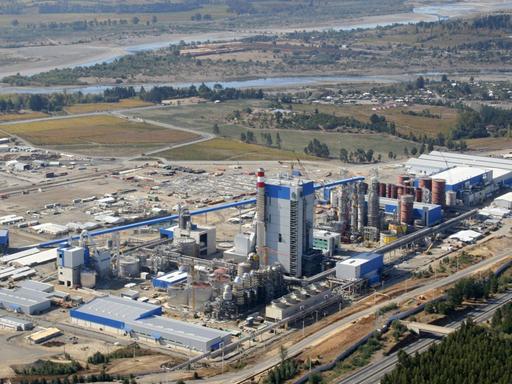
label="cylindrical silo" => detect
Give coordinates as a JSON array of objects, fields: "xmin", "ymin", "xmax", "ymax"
[
  {"xmin": 390, "ymin": 184, "xmax": 398, "ymax": 199},
  {"xmin": 379, "ymin": 183, "xmax": 386, "ymax": 198},
  {"xmin": 415, "ymin": 188, "xmax": 423, "ymax": 203},
  {"xmin": 400, "ymin": 195, "xmax": 414, "ymax": 225},
  {"xmin": 446, "ymin": 191, "xmax": 457, "ymax": 207},
  {"xmin": 397, "ymin": 185, "xmax": 404, "ymax": 199},
  {"xmin": 432, "ymin": 179, "xmax": 446, "ymax": 206},
  {"xmin": 175, "ymin": 237, "xmax": 198, "ymax": 257},
  {"xmin": 119, "ymin": 256, "xmax": 140, "ymax": 278}
]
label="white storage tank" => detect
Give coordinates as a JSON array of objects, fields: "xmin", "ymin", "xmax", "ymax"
[
  {"xmin": 446, "ymin": 191, "xmax": 457, "ymax": 207},
  {"xmin": 118, "ymin": 256, "xmax": 140, "ymax": 278},
  {"xmin": 80, "ymin": 270, "xmax": 97, "ymax": 288}
]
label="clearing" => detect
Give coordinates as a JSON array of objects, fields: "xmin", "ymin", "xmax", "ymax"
[
  {"xmin": 156, "ymin": 138, "xmax": 316, "ymax": 161},
  {"xmin": 0, "ymin": 115, "xmax": 199, "ymax": 156},
  {"xmin": 63, "ymin": 99, "xmax": 153, "ymax": 114},
  {"xmin": 293, "ymin": 104, "xmax": 457, "ymax": 138}
]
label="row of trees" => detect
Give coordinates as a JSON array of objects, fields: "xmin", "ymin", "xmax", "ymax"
[
  {"xmin": 425, "ymin": 275, "xmax": 499, "ymax": 315},
  {"xmin": 0, "ymin": 84, "xmax": 264, "ymax": 113},
  {"xmin": 17, "ymin": 371, "xmax": 136, "ymax": 384},
  {"xmin": 304, "ymin": 138, "xmax": 330, "ymax": 158}
]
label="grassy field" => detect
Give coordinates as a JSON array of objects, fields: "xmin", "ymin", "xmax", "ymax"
[
  {"xmin": 63, "ymin": 99, "xmax": 153, "ymax": 114},
  {"xmin": 467, "ymin": 137, "xmax": 512, "ymax": 151},
  {"xmin": 156, "ymin": 138, "xmax": 316, "ymax": 161},
  {"xmin": 133, "ymin": 100, "xmax": 419, "ymax": 159},
  {"xmin": 0, "ymin": 111, "xmax": 48, "ymax": 122},
  {"xmin": 0, "ymin": 115, "xmax": 198, "ymax": 155},
  {"xmin": 293, "ymin": 104, "xmax": 457, "ymax": 138}
]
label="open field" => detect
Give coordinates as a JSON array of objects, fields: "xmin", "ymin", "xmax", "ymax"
[
  {"xmin": 467, "ymin": 137, "xmax": 512, "ymax": 151},
  {"xmin": 293, "ymin": 104, "xmax": 458, "ymax": 138},
  {"xmin": 0, "ymin": 115, "xmax": 199, "ymax": 156},
  {"xmin": 63, "ymin": 99, "xmax": 153, "ymax": 114},
  {"xmin": 156, "ymin": 138, "xmax": 316, "ymax": 161},
  {"xmin": 132, "ymin": 100, "xmax": 418, "ymax": 158},
  {"xmin": 0, "ymin": 111, "xmax": 48, "ymax": 122}
]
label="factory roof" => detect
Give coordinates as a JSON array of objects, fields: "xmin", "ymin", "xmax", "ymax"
[
  {"xmin": 153, "ymin": 270, "xmax": 188, "ymax": 285},
  {"xmin": 74, "ymin": 295, "xmax": 159, "ymax": 322},
  {"xmin": 495, "ymin": 192, "xmax": 512, "ymax": 203},
  {"xmin": 430, "ymin": 166, "xmax": 488, "ymax": 186},
  {"xmin": 1, "ymin": 248, "xmax": 39, "ymax": 264},
  {"xmin": 339, "ymin": 252, "xmax": 382, "ymax": 267},
  {"xmin": 14, "ymin": 248, "xmax": 58, "ymax": 267},
  {"xmin": 131, "ymin": 316, "xmax": 230, "ymax": 344},
  {"xmin": 0, "ymin": 287, "xmax": 52, "ymax": 306},
  {"xmin": 449, "ymin": 230, "xmax": 482, "ymax": 242},
  {"xmin": 0, "ymin": 316, "xmax": 32, "ymax": 328},
  {"xmin": 17, "ymin": 280, "xmax": 54, "ymax": 293},
  {"xmin": 0, "ymin": 229, "xmax": 8, "ymax": 237}
]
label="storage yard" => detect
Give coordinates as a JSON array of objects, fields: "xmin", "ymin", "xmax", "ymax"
[{"xmin": 0, "ymin": 143, "xmax": 512, "ymax": 381}]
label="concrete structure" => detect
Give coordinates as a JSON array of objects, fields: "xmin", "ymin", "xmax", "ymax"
[
  {"xmin": 0, "ymin": 287, "xmax": 52, "ymax": 314},
  {"xmin": 265, "ymin": 282, "xmax": 333, "ymax": 320},
  {"xmin": 70, "ymin": 296, "xmax": 230, "ymax": 352},
  {"xmin": 494, "ymin": 192, "xmax": 512, "ymax": 210},
  {"xmin": 224, "ymin": 232, "xmax": 256, "ymax": 263},
  {"xmin": 263, "ymin": 177, "xmax": 316, "ymax": 277},
  {"xmin": 429, "ymin": 167, "xmax": 492, "ymax": 192},
  {"xmin": 313, "ymin": 230, "xmax": 341, "ymax": 256},
  {"xmin": 168, "ymin": 225, "xmax": 216, "ymax": 257},
  {"xmin": 335, "ymin": 253, "xmax": 383, "ymax": 285}
]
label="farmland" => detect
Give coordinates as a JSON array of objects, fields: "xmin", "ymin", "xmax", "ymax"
[
  {"xmin": 0, "ymin": 111, "xmax": 48, "ymax": 123},
  {"xmin": 63, "ymin": 99, "xmax": 153, "ymax": 114},
  {"xmin": 156, "ymin": 138, "xmax": 316, "ymax": 161},
  {"xmin": 0, "ymin": 115, "xmax": 199, "ymax": 156}
]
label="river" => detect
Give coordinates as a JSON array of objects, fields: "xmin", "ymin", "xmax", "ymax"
[{"xmin": 2, "ymin": 1, "xmax": 512, "ymax": 95}]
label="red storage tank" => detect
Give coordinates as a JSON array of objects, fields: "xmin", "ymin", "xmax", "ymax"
[
  {"xmin": 400, "ymin": 194, "xmax": 414, "ymax": 225},
  {"xmin": 391, "ymin": 184, "xmax": 398, "ymax": 199},
  {"xmin": 386, "ymin": 183, "xmax": 393, "ymax": 198},
  {"xmin": 432, "ymin": 179, "xmax": 446, "ymax": 206},
  {"xmin": 415, "ymin": 188, "xmax": 423, "ymax": 202},
  {"xmin": 419, "ymin": 177, "xmax": 432, "ymax": 191},
  {"xmin": 379, "ymin": 183, "xmax": 386, "ymax": 197}
]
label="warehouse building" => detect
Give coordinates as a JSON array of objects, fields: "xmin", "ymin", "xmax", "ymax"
[
  {"xmin": 0, "ymin": 287, "xmax": 52, "ymax": 315},
  {"xmin": 0, "ymin": 316, "xmax": 33, "ymax": 331},
  {"xmin": 406, "ymin": 151, "xmax": 512, "ymax": 187},
  {"xmin": 0, "ymin": 229, "xmax": 8, "ymax": 255},
  {"xmin": 336, "ymin": 253, "xmax": 383, "ymax": 285},
  {"xmin": 70, "ymin": 295, "xmax": 230, "ymax": 352},
  {"xmin": 152, "ymin": 270, "xmax": 188, "ymax": 289}
]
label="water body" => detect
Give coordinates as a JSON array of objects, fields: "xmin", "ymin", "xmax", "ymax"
[
  {"xmin": 0, "ymin": 74, "xmax": 412, "ymax": 95},
  {"xmin": 3, "ymin": 1, "xmax": 512, "ymax": 95},
  {"xmin": 78, "ymin": 2, "xmax": 507, "ymax": 68}
]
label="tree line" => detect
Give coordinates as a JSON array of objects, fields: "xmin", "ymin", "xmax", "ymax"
[{"xmin": 0, "ymin": 84, "xmax": 264, "ymax": 113}]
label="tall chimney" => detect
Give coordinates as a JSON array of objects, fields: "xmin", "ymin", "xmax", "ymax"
[{"xmin": 255, "ymin": 168, "xmax": 267, "ymax": 266}]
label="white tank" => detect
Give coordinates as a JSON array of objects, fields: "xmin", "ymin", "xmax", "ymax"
[
  {"xmin": 119, "ymin": 256, "xmax": 140, "ymax": 277},
  {"xmin": 223, "ymin": 284, "xmax": 233, "ymax": 300},
  {"xmin": 446, "ymin": 191, "xmax": 457, "ymax": 207}
]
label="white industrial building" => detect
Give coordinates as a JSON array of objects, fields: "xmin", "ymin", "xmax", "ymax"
[
  {"xmin": 313, "ymin": 229, "xmax": 341, "ymax": 256},
  {"xmin": 406, "ymin": 151, "xmax": 512, "ymax": 187},
  {"xmin": 494, "ymin": 192, "xmax": 512, "ymax": 210},
  {"xmin": 70, "ymin": 295, "xmax": 231, "ymax": 352},
  {"xmin": 265, "ymin": 282, "xmax": 333, "ymax": 320}
]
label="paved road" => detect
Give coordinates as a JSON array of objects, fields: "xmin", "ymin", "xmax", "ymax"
[
  {"xmin": 337, "ymin": 290, "xmax": 512, "ymax": 384},
  {"xmin": 138, "ymin": 250, "xmax": 512, "ymax": 384}
]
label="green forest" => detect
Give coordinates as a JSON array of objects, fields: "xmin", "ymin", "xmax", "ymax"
[{"xmin": 382, "ymin": 313, "xmax": 512, "ymax": 384}]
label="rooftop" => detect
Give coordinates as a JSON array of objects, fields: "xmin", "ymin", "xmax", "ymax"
[
  {"xmin": 154, "ymin": 270, "xmax": 188, "ymax": 284},
  {"xmin": 132, "ymin": 316, "xmax": 230, "ymax": 343},
  {"xmin": 0, "ymin": 287, "xmax": 52, "ymax": 306},
  {"xmin": 430, "ymin": 166, "xmax": 487, "ymax": 185},
  {"xmin": 73, "ymin": 295, "xmax": 159, "ymax": 322},
  {"xmin": 495, "ymin": 192, "xmax": 512, "ymax": 203}
]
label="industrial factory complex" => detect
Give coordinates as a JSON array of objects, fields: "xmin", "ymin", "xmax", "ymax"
[{"xmin": 1, "ymin": 147, "xmax": 512, "ymax": 378}]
